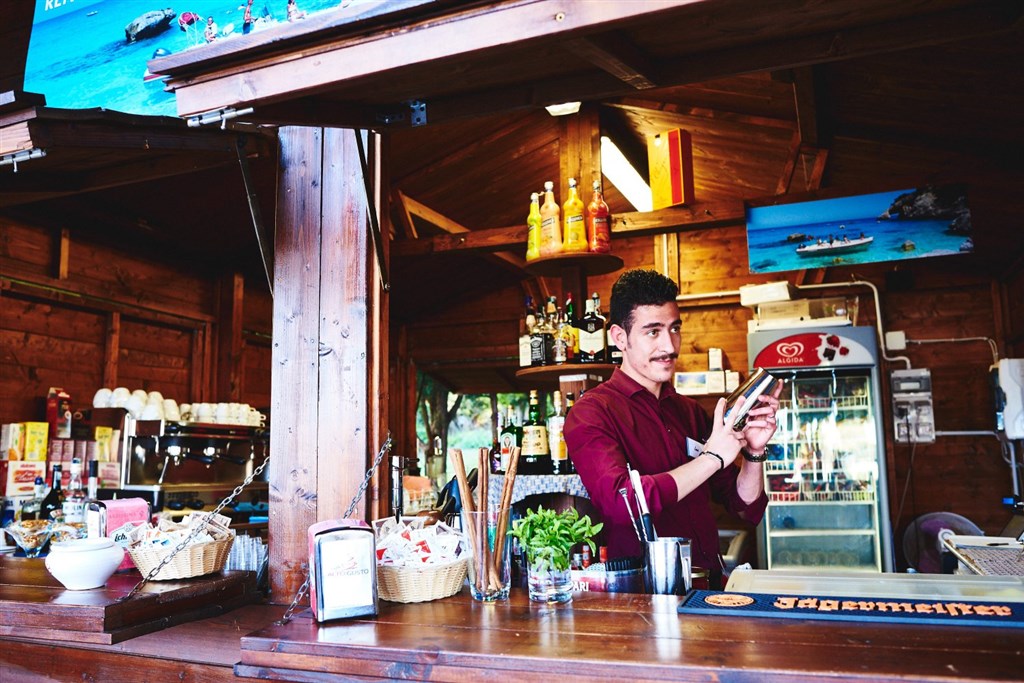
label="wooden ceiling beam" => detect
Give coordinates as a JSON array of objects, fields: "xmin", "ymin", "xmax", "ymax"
[
  {"xmin": 393, "ymin": 191, "xmax": 527, "ymax": 272},
  {"xmin": 160, "ymin": 1, "xmax": 693, "ymax": 118},
  {"xmin": 563, "ymin": 34, "xmax": 658, "ymax": 90}
]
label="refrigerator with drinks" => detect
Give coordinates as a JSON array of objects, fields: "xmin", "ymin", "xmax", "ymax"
[{"xmin": 748, "ymin": 326, "xmax": 894, "ymax": 572}]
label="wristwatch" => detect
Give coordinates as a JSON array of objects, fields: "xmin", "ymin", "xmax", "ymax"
[{"xmin": 741, "ymin": 447, "xmax": 768, "ymax": 463}]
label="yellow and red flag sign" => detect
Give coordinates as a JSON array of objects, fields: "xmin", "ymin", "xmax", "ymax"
[{"xmin": 647, "ymin": 129, "xmax": 695, "ymax": 210}]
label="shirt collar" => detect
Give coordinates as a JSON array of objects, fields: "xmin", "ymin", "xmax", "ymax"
[{"xmin": 607, "ymin": 367, "xmax": 678, "ymax": 401}]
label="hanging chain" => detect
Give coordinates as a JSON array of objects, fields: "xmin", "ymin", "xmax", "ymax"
[
  {"xmin": 277, "ymin": 432, "xmax": 393, "ymax": 625},
  {"xmin": 118, "ymin": 452, "xmax": 271, "ymax": 602}
]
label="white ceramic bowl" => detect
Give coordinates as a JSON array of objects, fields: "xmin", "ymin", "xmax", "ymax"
[
  {"xmin": 92, "ymin": 388, "xmax": 112, "ymax": 408},
  {"xmin": 45, "ymin": 537, "xmax": 124, "ymax": 590}
]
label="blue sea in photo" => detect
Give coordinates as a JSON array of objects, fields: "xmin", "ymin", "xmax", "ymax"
[
  {"xmin": 746, "ymin": 189, "xmax": 973, "ymax": 274},
  {"xmin": 24, "ymin": 0, "xmax": 370, "ymax": 118}
]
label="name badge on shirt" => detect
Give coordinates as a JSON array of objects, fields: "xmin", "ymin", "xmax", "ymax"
[{"xmin": 686, "ymin": 437, "xmax": 703, "ymax": 459}]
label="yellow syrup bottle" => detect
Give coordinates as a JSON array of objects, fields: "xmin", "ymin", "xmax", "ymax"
[
  {"xmin": 525, "ymin": 192, "xmax": 541, "ymax": 261},
  {"xmin": 539, "ymin": 181, "xmax": 562, "ymax": 257},
  {"xmin": 562, "ymin": 177, "xmax": 587, "ymax": 253}
]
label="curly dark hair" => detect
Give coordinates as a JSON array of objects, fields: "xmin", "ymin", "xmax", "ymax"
[{"xmin": 609, "ymin": 269, "xmax": 679, "ymax": 333}]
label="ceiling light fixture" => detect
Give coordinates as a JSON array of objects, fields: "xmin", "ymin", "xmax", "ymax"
[
  {"xmin": 544, "ymin": 101, "xmax": 582, "ymax": 116},
  {"xmin": 600, "ymin": 136, "xmax": 652, "ymax": 212}
]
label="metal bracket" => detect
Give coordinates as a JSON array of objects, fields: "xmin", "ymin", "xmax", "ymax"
[
  {"xmin": 235, "ymin": 136, "xmax": 274, "ymax": 297},
  {"xmin": 187, "ymin": 106, "xmax": 255, "ymax": 129},
  {"xmin": 408, "ymin": 100, "xmax": 427, "ymax": 127},
  {"xmin": 0, "ymin": 148, "xmax": 46, "ymax": 173}
]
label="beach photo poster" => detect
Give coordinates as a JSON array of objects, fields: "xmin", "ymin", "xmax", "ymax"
[
  {"xmin": 22, "ymin": 0, "xmax": 370, "ymax": 118},
  {"xmin": 745, "ymin": 184, "xmax": 974, "ymax": 274}
]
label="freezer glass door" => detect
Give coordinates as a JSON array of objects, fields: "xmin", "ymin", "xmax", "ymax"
[{"xmin": 762, "ymin": 368, "xmax": 882, "ymax": 571}]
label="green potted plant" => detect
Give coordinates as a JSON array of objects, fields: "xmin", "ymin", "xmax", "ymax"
[{"xmin": 510, "ymin": 506, "xmax": 603, "ymax": 603}]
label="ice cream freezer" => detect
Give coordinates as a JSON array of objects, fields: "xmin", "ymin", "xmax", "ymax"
[{"xmin": 748, "ymin": 326, "xmax": 894, "ymax": 572}]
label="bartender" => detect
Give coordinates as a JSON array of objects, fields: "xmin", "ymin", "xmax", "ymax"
[{"xmin": 564, "ymin": 269, "xmax": 782, "ymax": 588}]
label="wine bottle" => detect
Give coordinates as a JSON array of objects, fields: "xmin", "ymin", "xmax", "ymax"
[
  {"xmin": 547, "ymin": 390, "xmax": 568, "ymax": 474},
  {"xmin": 578, "ymin": 297, "xmax": 607, "ymax": 363},
  {"xmin": 40, "ymin": 464, "xmax": 65, "ymax": 522},
  {"xmin": 564, "ymin": 393, "xmax": 577, "ymax": 474},
  {"xmin": 19, "ymin": 477, "xmax": 47, "ymax": 521},
  {"xmin": 562, "ymin": 178, "xmax": 587, "ymax": 253},
  {"xmin": 586, "ymin": 179, "xmax": 612, "ymax": 253},
  {"xmin": 538, "ymin": 181, "xmax": 562, "ymax": 257},
  {"xmin": 499, "ymin": 405, "xmax": 520, "ymax": 473},
  {"xmin": 564, "ymin": 292, "xmax": 580, "ymax": 361},
  {"xmin": 520, "ymin": 390, "xmax": 550, "ymax": 475},
  {"xmin": 525, "ymin": 192, "xmax": 541, "ymax": 262},
  {"xmin": 519, "ymin": 296, "xmax": 535, "ymax": 368},
  {"xmin": 62, "ymin": 458, "xmax": 86, "ymax": 524}
]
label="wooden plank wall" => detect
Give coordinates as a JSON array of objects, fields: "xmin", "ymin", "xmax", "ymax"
[{"xmin": 0, "ymin": 218, "xmax": 272, "ymax": 425}]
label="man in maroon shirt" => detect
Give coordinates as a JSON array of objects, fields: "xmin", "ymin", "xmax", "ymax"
[{"xmin": 564, "ymin": 269, "xmax": 781, "ymax": 587}]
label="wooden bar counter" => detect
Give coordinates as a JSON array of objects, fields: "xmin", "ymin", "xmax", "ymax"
[{"xmin": 236, "ymin": 588, "xmax": 1024, "ymax": 682}]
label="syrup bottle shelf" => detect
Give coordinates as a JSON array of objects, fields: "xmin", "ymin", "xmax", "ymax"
[{"xmin": 523, "ymin": 251, "xmax": 623, "ymax": 278}]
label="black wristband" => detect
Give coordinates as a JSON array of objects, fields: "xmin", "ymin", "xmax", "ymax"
[
  {"xmin": 742, "ymin": 447, "xmax": 768, "ymax": 463},
  {"xmin": 700, "ymin": 450, "xmax": 724, "ymax": 470}
]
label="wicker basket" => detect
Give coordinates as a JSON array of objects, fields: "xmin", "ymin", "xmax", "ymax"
[
  {"xmin": 128, "ymin": 534, "xmax": 235, "ymax": 581},
  {"xmin": 377, "ymin": 557, "xmax": 468, "ymax": 603}
]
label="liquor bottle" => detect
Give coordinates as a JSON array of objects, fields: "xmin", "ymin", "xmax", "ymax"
[
  {"xmin": 19, "ymin": 477, "xmax": 47, "ymax": 521},
  {"xmin": 564, "ymin": 292, "xmax": 580, "ymax": 362},
  {"xmin": 40, "ymin": 464, "xmax": 65, "ymax": 522},
  {"xmin": 578, "ymin": 297, "xmax": 607, "ymax": 363},
  {"xmin": 561, "ymin": 178, "xmax": 587, "ymax": 253},
  {"xmin": 520, "ymin": 390, "xmax": 550, "ymax": 475},
  {"xmin": 85, "ymin": 460, "xmax": 101, "ymax": 538},
  {"xmin": 519, "ymin": 296, "xmax": 536, "ymax": 368},
  {"xmin": 586, "ymin": 179, "xmax": 612, "ymax": 253},
  {"xmin": 62, "ymin": 458, "xmax": 86, "ymax": 524},
  {"xmin": 547, "ymin": 390, "xmax": 568, "ymax": 474},
  {"xmin": 529, "ymin": 301, "xmax": 554, "ymax": 366},
  {"xmin": 563, "ymin": 392, "xmax": 577, "ymax": 474},
  {"xmin": 499, "ymin": 405, "xmax": 521, "ymax": 473},
  {"xmin": 538, "ymin": 181, "xmax": 562, "ymax": 257},
  {"xmin": 525, "ymin": 192, "xmax": 542, "ymax": 262},
  {"xmin": 548, "ymin": 297, "xmax": 568, "ymax": 364},
  {"xmin": 594, "ymin": 292, "xmax": 621, "ymax": 364},
  {"xmin": 490, "ymin": 412, "xmax": 504, "ymax": 474},
  {"xmin": 556, "ymin": 305, "xmax": 576, "ymax": 364}
]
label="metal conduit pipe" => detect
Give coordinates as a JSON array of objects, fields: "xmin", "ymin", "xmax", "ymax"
[{"xmin": 676, "ymin": 280, "xmax": 911, "ymax": 368}]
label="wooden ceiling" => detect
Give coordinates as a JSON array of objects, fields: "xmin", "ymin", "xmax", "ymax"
[{"xmin": 2, "ymin": 0, "xmax": 1023, "ymax": 392}]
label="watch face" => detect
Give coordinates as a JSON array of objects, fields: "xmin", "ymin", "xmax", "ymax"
[{"xmin": 705, "ymin": 593, "xmax": 754, "ymax": 607}]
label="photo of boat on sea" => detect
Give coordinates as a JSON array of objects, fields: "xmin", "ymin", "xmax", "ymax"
[
  {"xmin": 745, "ymin": 184, "xmax": 974, "ymax": 274},
  {"xmin": 23, "ymin": 0, "xmax": 372, "ymax": 118}
]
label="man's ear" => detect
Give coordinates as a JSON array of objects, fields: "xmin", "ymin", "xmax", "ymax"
[{"xmin": 609, "ymin": 324, "xmax": 627, "ymax": 350}]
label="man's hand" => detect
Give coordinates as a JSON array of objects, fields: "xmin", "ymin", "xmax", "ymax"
[
  {"xmin": 704, "ymin": 396, "xmax": 745, "ymax": 467},
  {"xmin": 739, "ymin": 381, "xmax": 784, "ymax": 454}
]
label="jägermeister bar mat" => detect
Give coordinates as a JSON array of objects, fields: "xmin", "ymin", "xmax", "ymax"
[{"xmin": 678, "ymin": 590, "xmax": 1024, "ymax": 629}]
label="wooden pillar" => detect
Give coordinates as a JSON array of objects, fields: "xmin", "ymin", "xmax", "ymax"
[{"xmin": 268, "ymin": 126, "xmax": 376, "ymax": 603}]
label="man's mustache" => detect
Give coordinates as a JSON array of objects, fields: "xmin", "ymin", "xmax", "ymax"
[{"xmin": 651, "ymin": 354, "xmax": 679, "ymax": 362}]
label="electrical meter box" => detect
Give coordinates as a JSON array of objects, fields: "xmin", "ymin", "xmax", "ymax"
[{"xmin": 891, "ymin": 368, "xmax": 935, "ymax": 443}]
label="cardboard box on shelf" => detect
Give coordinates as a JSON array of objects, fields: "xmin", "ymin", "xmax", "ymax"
[
  {"xmin": 1, "ymin": 460, "xmax": 47, "ymax": 497},
  {"xmin": 97, "ymin": 461, "xmax": 121, "ymax": 488},
  {"xmin": 94, "ymin": 426, "xmax": 113, "ymax": 461},
  {"xmin": 674, "ymin": 372, "xmax": 709, "ymax": 395},
  {"xmin": 726, "ymin": 371, "xmax": 741, "ymax": 392},
  {"xmin": 23, "ymin": 422, "xmax": 49, "ymax": 461},
  {"xmin": 707, "ymin": 370, "xmax": 726, "ymax": 394},
  {"xmin": 559, "ymin": 373, "xmax": 605, "ymax": 401},
  {"xmin": 708, "ymin": 348, "xmax": 723, "ymax": 371},
  {"xmin": 1, "ymin": 423, "xmax": 26, "ymax": 460}
]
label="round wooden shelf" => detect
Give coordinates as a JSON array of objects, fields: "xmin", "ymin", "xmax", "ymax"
[
  {"xmin": 515, "ymin": 363, "xmax": 617, "ymax": 385},
  {"xmin": 524, "ymin": 251, "xmax": 623, "ymax": 278}
]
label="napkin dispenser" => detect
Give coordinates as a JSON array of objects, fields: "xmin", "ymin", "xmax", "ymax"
[
  {"xmin": 86, "ymin": 497, "xmax": 151, "ymax": 571},
  {"xmin": 308, "ymin": 518, "xmax": 377, "ymax": 622}
]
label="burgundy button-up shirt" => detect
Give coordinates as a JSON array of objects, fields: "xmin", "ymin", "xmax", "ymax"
[{"xmin": 564, "ymin": 369, "xmax": 767, "ymax": 570}]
